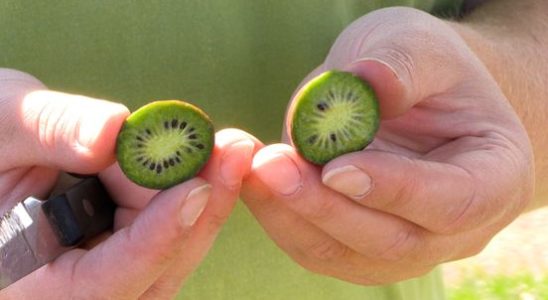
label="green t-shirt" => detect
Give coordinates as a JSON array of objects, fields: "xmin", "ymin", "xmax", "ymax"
[{"xmin": 1, "ymin": 1, "xmax": 463, "ymax": 299}]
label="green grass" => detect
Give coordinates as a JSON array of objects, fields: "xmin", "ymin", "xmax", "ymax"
[{"xmin": 447, "ymin": 270, "xmax": 548, "ymax": 300}]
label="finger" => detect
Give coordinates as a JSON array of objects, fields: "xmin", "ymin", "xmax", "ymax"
[
  {"xmin": 73, "ymin": 178, "xmax": 211, "ymax": 298},
  {"xmin": 0, "ymin": 69, "xmax": 129, "ymax": 172},
  {"xmin": 140, "ymin": 128, "xmax": 259, "ymax": 299},
  {"xmin": 2, "ymin": 177, "xmax": 211, "ymax": 299},
  {"xmin": 247, "ymin": 143, "xmax": 421, "ymax": 261},
  {"xmin": 321, "ymin": 150, "xmax": 478, "ymax": 234}
]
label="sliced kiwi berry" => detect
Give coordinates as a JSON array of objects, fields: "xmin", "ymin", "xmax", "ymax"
[
  {"xmin": 116, "ymin": 100, "xmax": 214, "ymax": 189},
  {"xmin": 290, "ymin": 70, "xmax": 380, "ymax": 165}
]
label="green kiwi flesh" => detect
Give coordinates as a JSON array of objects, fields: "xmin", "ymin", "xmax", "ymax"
[
  {"xmin": 290, "ymin": 71, "xmax": 379, "ymax": 165},
  {"xmin": 116, "ymin": 100, "xmax": 214, "ymax": 189}
]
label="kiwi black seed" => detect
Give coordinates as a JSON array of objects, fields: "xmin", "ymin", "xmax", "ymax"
[
  {"xmin": 116, "ymin": 100, "xmax": 214, "ymax": 189},
  {"xmin": 290, "ymin": 70, "xmax": 380, "ymax": 165}
]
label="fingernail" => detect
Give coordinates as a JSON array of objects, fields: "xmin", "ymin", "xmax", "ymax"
[
  {"xmin": 220, "ymin": 139, "xmax": 255, "ymax": 189},
  {"xmin": 322, "ymin": 165, "xmax": 371, "ymax": 200},
  {"xmin": 180, "ymin": 183, "xmax": 212, "ymax": 226},
  {"xmin": 253, "ymin": 150, "xmax": 302, "ymax": 196}
]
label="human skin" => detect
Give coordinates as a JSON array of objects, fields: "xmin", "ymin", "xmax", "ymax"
[
  {"xmin": 451, "ymin": 0, "xmax": 548, "ymax": 210},
  {"xmin": 241, "ymin": 1, "xmax": 548, "ymax": 285},
  {"xmin": 1, "ymin": 1, "xmax": 546, "ymax": 298},
  {"xmin": 0, "ymin": 69, "xmax": 260, "ymax": 299}
]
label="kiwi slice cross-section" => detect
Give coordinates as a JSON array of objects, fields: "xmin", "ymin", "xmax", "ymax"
[
  {"xmin": 116, "ymin": 100, "xmax": 214, "ymax": 189},
  {"xmin": 290, "ymin": 70, "xmax": 380, "ymax": 165}
]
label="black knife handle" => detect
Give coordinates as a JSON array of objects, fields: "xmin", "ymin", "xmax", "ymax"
[{"xmin": 42, "ymin": 177, "xmax": 116, "ymax": 247}]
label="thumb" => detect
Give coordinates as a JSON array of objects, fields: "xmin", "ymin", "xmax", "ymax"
[
  {"xmin": 323, "ymin": 7, "xmax": 483, "ymax": 119},
  {"xmin": 0, "ymin": 68, "xmax": 129, "ymax": 173}
]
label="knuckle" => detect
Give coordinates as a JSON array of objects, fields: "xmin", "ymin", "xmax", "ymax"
[
  {"xmin": 389, "ymin": 171, "xmax": 420, "ymax": 210},
  {"xmin": 126, "ymin": 224, "xmax": 181, "ymax": 264},
  {"xmin": 292, "ymin": 257, "xmax": 330, "ymax": 278},
  {"xmin": 371, "ymin": 44, "xmax": 417, "ymax": 85},
  {"xmin": 376, "ymin": 226, "xmax": 418, "ymax": 261},
  {"xmin": 436, "ymin": 178, "xmax": 479, "ymax": 234},
  {"xmin": 36, "ymin": 102, "xmax": 62, "ymax": 150},
  {"xmin": 24, "ymin": 93, "xmax": 89, "ymax": 157},
  {"xmin": 456, "ymin": 236, "xmax": 492, "ymax": 260},
  {"xmin": 305, "ymin": 238, "xmax": 349, "ymax": 263},
  {"xmin": 329, "ymin": 6, "xmax": 433, "ymax": 67},
  {"xmin": 24, "ymin": 95, "xmax": 76, "ymax": 154},
  {"xmin": 292, "ymin": 240, "xmax": 342, "ymax": 271}
]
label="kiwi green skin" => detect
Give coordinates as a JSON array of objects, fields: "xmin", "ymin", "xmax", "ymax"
[
  {"xmin": 290, "ymin": 71, "xmax": 380, "ymax": 165},
  {"xmin": 116, "ymin": 100, "xmax": 214, "ymax": 190}
]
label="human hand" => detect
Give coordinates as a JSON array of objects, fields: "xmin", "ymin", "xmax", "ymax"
[
  {"xmin": 241, "ymin": 7, "xmax": 534, "ymax": 284},
  {"xmin": 0, "ymin": 68, "xmax": 258, "ymax": 299}
]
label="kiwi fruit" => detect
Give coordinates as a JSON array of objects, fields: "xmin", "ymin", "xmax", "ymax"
[
  {"xmin": 116, "ymin": 100, "xmax": 214, "ymax": 189},
  {"xmin": 289, "ymin": 70, "xmax": 380, "ymax": 165}
]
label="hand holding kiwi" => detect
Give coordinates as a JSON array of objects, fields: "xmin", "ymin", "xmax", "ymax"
[
  {"xmin": 240, "ymin": 6, "xmax": 540, "ymax": 286},
  {"xmin": 116, "ymin": 100, "xmax": 214, "ymax": 190},
  {"xmin": 0, "ymin": 69, "xmax": 258, "ymax": 298},
  {"xmin": 289, "ymin": 70, "xmax": 380, "ymax": 165}
]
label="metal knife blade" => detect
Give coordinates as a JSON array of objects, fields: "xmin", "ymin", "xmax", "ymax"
[{"xmin": 0, "ymin": 177, "xmax": 115, "ymax": 290}]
